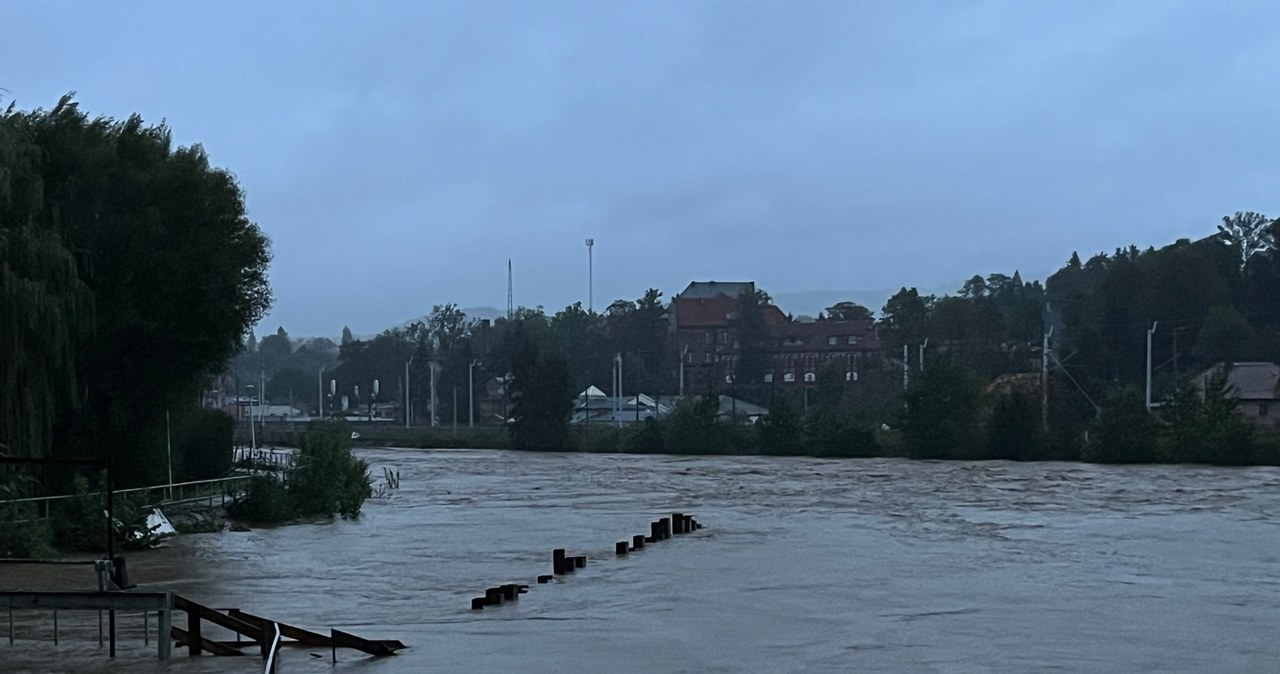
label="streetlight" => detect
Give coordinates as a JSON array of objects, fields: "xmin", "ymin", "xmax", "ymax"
[
  {"xmin": 405, "ymin": 356, "xmax": 415, "ymax": 428},
  {"xmin": 469, "ymin": 359, "xmax": 480, "ymax": 428},
  {"xmin": 429, "ymin": 361, "xmax": 439, "ymax": 428},
  {"xmin": 317, "ymin": 367, "xmax": 325, "ymax": 420},
  {"xmin": 585, "ymin": 238, "xmax": 594, "ymax": 313}
]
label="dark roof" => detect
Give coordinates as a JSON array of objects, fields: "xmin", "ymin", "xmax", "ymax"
[
  {"xmin": 672, "ymin": 296, "xmax": 736, "ymax": 327},
  {"xmin": 1201, "ymin": 362, "xmax": 1280, "ymax": 400},
  {"xmin": 677, "ymin": 281, "xmax": 755, "ymax": 300},
  {"xmin": 771, "ymin": 318, "xmax": 879, "ymax": 350}
]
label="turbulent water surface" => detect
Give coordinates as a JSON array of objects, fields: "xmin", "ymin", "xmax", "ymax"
[{"xmin": 4, "ymin": 448, "xmax": 1280, "ymax": 673}]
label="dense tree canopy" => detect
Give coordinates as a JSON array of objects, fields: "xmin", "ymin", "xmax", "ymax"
[{"xmin": 1, "ymin": 96, "xmax": 272, "ymax": 485}]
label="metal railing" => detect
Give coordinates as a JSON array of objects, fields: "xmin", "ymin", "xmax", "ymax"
[
  {"xmin": 2, "ymin": 475, "xmax": 252, "ymax": 521},
  {"xmin": 262, "ymin": 621, "xmax": 282, "ymax": 673}
]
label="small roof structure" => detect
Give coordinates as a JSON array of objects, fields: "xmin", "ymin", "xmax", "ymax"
[
  {"xmin": 579, "ymin": 386, "xmax": 608, "ymax": 399},
  {"xmin": 1198, "ymin": 362, "xmax": 1280, "ymax": 400}
]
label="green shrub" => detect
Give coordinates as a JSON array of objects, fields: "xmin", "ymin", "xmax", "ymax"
[
  {"xmin": 228, "ymin": 421, "xmax": 373, "ymax": 522},
  {"xmin": 0, "ymin": 470, "xmax": 54, "ymax": 558},
  {"xmin": 624, "ymin": 418, "xmax": 665, "ymax": 453},
  {"xmin": 757, "ymin": 397, "xmax": 803, "ymax": 455},
  {"xmin": 987, "ymin": 393, "xmax": 1045, "ymax": 461},
  {"xmin": 900, "ymin": 357, "xmax": 986, "ymax": 459},
  {"xmin": 287, "ymin": 422, "xmax": 371, "ymax": 519},
  {"xmin": 227, "ymin": 475, "xmax": 294, "ymax": 522},
  {"xmin": 804, "ymin": 410, "xmax": 879, "ymax": 458},
  {"xmin": 1082, "ymin": 387, "xmax": 1157, "ymax": 463},
  {"xmin": 49, "ymin": 474, "xmax": 150, "ymax": 552}
]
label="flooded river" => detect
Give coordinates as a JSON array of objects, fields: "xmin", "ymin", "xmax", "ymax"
[{"xmin": 4, "ymin": 448, "xmax": 1280, "ymax": 673}]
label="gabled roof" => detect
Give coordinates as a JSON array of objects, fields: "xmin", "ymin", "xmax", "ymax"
[
  {"xmin": 1224, "ymin": 362, "xmax": 1280, "ymax": 400},
  {"xmin": 1197, "ymin": 362, "xmax": 1280, "ymax": 400},
  {"xmin": 677, "ymin": 281, "xmax": 755, "ymax": 300}
]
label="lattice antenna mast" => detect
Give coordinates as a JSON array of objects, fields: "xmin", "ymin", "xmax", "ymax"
[{"xmin": 507, "ymin": 258, "xmax": 513, "ymax": 320}]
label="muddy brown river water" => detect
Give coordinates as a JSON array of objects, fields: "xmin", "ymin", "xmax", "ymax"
[{"xmin": 3, "ymin": 448, "xmax": 1279, "ymax": 673}]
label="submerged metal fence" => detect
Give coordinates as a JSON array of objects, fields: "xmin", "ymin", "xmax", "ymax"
[{"xmin": 3, "ymin": 475, "xmax": 252, "ymax": 521}]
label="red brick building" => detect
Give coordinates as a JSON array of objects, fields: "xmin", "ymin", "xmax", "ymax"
[{"xmin": 670, "ymin": 281, "xmax": 880, "ymax": 394}]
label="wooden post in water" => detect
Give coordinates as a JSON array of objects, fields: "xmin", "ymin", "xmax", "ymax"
[
  {"xmin": 659, "ymin": 517, "xmax": 671, "ymax": 540},
  {"xmin": 632, "ymin": 534, "xmax": 645, "ymax": 550},
  {"xmin": 553, "ymin": 548, "xmax": 567, "ymax": 575},
  {"xmin": 672, "ymin": 512, "xmax": 684, "ymax": 534},
  {"xmin": 187, "ymin": 607, "xmax": 202, "ymax": 656},
  {"xmin": 573, "ymin": 556, "xmax": 586, "ymax": 568},
  {"xmin": 471, "ymin": 598, "xmax": 486, "ymax": 610},
  {"xmin": 616, "ymin": 541, "xmax": 628, "ymax": 555},
  {"xmin": 158, "ymin": 595, "xmax": 172, "ymax": 660}
]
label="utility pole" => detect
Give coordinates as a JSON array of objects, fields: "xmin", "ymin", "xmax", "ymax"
[
  {"xmin": 1041, "ymin": 323, "xmax": 1053, "ymax": 435},
  {"xmin": 902, "ymin": 344, "xmax": 909, "ymax": 391},
  {"xmin": 614, "ymin": 352, "xmax": 623, "ymax": 426},
  {"xmin": 430, "ymin": 361, "xmax": 438, "ymax": 428},
  {"xmin": 404, "ymin": 357, "xmax": 414, "ymax": 428},
  {"xmin": 679, "ymin": 345, "xmax": 688, "ymax": 398},
  {"xmin": 469, "ymin": 360, "xmax": 479, "ymax": 428},
  {"xmin": 1146, "ymin": 321, "xmax": 1159, "ymax": 412},
  {"xmin": 918, "ymin": 338, "xmax": 929, "ymax": 372}
]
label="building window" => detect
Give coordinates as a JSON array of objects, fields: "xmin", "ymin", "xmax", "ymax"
[
  {"xmin": 725, "ymin": 375, "xmax": 734, "ymax": 384},
  {"xmin": 1262, "ymin": 402, "xmax": 1270, "ymax": 417},
  {"xmin": 705, "ymin": 332, "xmax": 712, "ymax": 345},
  {"xmin": 804, "ymin": 372, "xmax": 816, "ymax": 383},
  {"xmin": 704, "ymin": 353, "xmax": 712, "ymax": 363},
  {"xmin": 827, "ymin": 336, "xmax": 837, "ymax": 346},
  {"xmin": 783, "ymin": 372, "xmax": 795, "ymax": 383},
  {"xmin": 847, "ymin": 335, "xmax": 859, "ymax": 345},
  {"xmin": 764, "ymin": 373, "xmax": 774, "ymax": 383},
  {"xmin": 846, "ymin": 371, "xmax": 858, "ymax": 382}
]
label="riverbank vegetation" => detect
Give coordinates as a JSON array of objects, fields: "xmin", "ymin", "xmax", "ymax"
[{"xmin": 227, "ymin": 422, "xmax": 372, "ymax": 523}]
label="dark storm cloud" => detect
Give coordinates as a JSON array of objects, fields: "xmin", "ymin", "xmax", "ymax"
[{"xmin": 3, "ymin": 1, "xmax": 1278, "ymax": 335}]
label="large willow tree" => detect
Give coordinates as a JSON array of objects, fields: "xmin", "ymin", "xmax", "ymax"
[
  {"xmin": 1, "ymin": 96, "xmax": 272, "ymax": 483},
  {"xmin": 0, "ymin": 117, "xmax": 93, "ymax": 457}
]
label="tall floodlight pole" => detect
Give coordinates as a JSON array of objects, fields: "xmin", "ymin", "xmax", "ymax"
[
  {"xmin": 1146, "ymin": 321, "xmax": 1159, "ymax": 412},
  {"xmin": 585, "ymin": 239, "xmax": 594, "ymax": 313},
  {"xmin": 318, "ymin": 368, "xmax": 324, "ymax": 421}
]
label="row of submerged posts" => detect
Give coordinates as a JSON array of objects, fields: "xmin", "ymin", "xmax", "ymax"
[{"xmin": 471, "ymin": 511, "xmax": 703, "ymax": 610}]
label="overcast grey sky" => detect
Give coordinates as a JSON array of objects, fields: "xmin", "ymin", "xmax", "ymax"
[{"xmin": 4, "ymin": 1, "xmax": 1278, "ymax": 336}]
